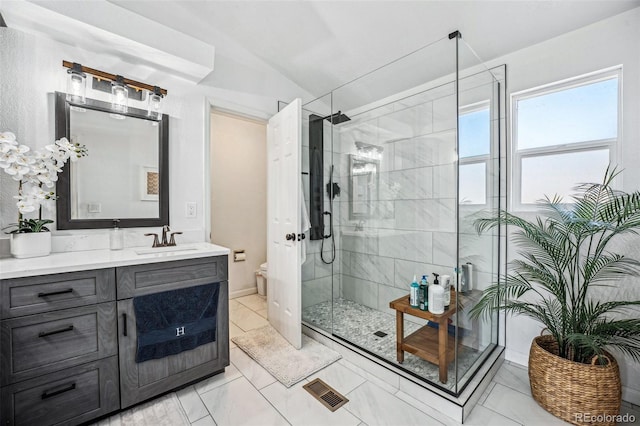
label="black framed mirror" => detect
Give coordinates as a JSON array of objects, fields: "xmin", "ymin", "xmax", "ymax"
[{"xmin": 55, "ymin": 92, "xmax": 169, "ymax": 229}]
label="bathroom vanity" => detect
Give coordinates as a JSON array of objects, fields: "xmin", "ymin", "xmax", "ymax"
[{"xmin": 0, "ymin": 243, "xmax": 229, "ymax": 426}]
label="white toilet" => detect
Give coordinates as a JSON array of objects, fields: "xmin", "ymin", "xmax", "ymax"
[{"xmin": 255, "ymin": 262, "xmax": 268, "ymax": 296}]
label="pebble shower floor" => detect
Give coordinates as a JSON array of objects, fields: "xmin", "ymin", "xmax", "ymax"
[{"xmin": 302, "ymin": 298, "xmax": 480, "ymax": 391}]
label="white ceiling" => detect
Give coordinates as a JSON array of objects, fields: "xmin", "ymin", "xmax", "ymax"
[
  {"xmin": 5, "ymin": 1, "xmax": 639, "ymax": 100},
  {"xmin": 107, "ymin": 0, "xmax": 640, "ymax": 97}
]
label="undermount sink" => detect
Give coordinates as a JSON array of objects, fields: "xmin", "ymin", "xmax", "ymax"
[{"xmin": 134, "ymin": 246, "xmax": 199, "ymax": 255}]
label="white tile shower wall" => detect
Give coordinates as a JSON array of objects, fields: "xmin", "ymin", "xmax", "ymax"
[
  {"xmin": 323, "ymin": 71, "xmax": 507, "ymax": 383},
  {"xmin": 302, "ymin": 276, "xmax": 332, "ymax": 309},
  {"xmin": 377, "ymin": 230, "xmax": 433, "ymax": 264},
  {"xmin": 338, "ymin": 86, "xmax": 459, "ymax": 311}
]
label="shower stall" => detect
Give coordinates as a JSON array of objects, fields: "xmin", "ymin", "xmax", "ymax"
[{"xmin": 299, "ymin": 33, "xmax": 506, "ymax": 399}]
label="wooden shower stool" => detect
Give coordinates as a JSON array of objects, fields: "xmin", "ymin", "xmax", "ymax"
[{"xmin": 389, "ymin": 292, "xmax": 457, "ymax": 384}]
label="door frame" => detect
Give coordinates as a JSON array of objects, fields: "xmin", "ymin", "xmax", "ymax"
[{"xmin": 205, "ymin": 100, "xmax": 270, "ymax": 244}]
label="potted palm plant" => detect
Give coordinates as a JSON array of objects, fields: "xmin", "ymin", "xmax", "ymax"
[{"xmin": 470, "ymin": 167, "xmax": 640, "ymax": 426}]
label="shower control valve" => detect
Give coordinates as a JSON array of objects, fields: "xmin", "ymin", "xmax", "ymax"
[{"xmin": 285, "ymin": 233, "xmax": 296, "ymax": 241}]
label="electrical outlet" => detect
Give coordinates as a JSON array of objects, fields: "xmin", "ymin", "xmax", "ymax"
[{"xmin": 186, "ymin": 202, "xmax": 197, "ymax": 218}]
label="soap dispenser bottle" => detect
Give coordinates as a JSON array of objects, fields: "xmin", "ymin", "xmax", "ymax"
[
  {"xmin": 429, "ymin": 273, "xmax": 444, "ymax": 314},
  {"xmin": 410, "ymin": 275, "xmax": 420, "ymax": 308},
  {"xmin": 110, "ymin": 219, "xmax": 124, "ymax": 250}
]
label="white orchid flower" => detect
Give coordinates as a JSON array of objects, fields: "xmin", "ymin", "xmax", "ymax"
[
  {"xmin": 14, "ymin": 192, "xmax": 38, "ymax": 213},
  {"xmin": 16, "ymin": 200, "xmax": 37, "ymax": 214},
  {"xmin": 2, "ymin": 130, "xmax": 87, "ymax": 224},
  {"xmin": 37, "ymin": 174, "xmax": 52, "ymax": 185},
  {"xmin": 0, "ymin": 132, "xmax": 17, "ymax": 145},
  {"xmin": 0, "ymin": 149, "xmax": 17, "ymax": 166},
  {"xmin": 5, "ymin": 162, "xmax": 30, "ymax": 179},
  {"xmin": 0, "ymin": 142, "xmax": 17, "ymax": 153},
  {"xmin": 15, "ymin": 153, "xmax": 35, "ymax": 166},
  {"xmin": 30, "ymin": 163, "xmax": 48, "ymax": 175},
  {"xmin": 52, "ymin": 150, "xmax": 66, "ymax": 161},
  {"xmin": 29, "ymin": 186, "xmax": 49, "ymax": 200}
]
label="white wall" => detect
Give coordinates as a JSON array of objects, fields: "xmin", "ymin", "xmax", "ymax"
[
  {"xmin": 0, "ymin": 25, "xmax": 309, "ymax": 253},
  {"xmin": 210, "ymin": 111, "xmax": 267, "ymax": 298},
  {"xmin": 480, "ymin": 7, "xmax": 640, "ymax": 403}
]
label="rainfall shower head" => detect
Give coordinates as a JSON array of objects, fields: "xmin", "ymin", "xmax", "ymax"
[{"xmin": 323, "ymin": 111, "xmax": 351, "ymax": 125}]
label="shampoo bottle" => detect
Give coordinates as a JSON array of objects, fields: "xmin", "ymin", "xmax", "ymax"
[
  {"xmin": 410, "ymin": 275, "xmax": 419, "ymax": 308},
  {"xmin": 441, "ymin": 274, "xmax": 452, "ymax": 310},
  {"xmin": 419, "ymin": 275, "xmax": 428, "ymax": 311},
  {"xmin": 110, "ymin": 219, "xmax": 123, "ymax": 250}
]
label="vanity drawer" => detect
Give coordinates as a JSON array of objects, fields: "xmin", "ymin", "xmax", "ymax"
[
  {"xmin": 116, "ymin": 256, "xmax": 228, "ymax": 299},
  {"xmin": 1, "ymin": 303, "xmax": 118, "ymax": 386},
  {"xmin": 0, "ymin": 356, "xmax": 120, "ymax": 426},
  {"xmin": 0, "ymin": 269, "xmax": 116, "ymax": 319}
]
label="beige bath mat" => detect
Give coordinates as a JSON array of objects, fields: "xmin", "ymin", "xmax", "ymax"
[{"xmin": 231, "ymin": 325, "xmax": 341, "ymax": 387}]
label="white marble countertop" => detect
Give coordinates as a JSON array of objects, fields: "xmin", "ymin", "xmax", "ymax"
[{"xmin": 0, "ymin": 242, "xmax": 230, "ymax": 280}]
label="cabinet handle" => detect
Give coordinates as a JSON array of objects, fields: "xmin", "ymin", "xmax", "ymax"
[
  {"xmin": 123, "ymin": 313, "xmax": 128, "ymax": 336},
  {"xmin": 37, "ymin": 288, "xmax": 73, "ymax": 298},
  {"xmin": 38, "ymin": 325, "xmax": 74, "ymax": 338},
  {"xmin": 41, "ymin": 382, "xmax": 76, "ymax": 400}
]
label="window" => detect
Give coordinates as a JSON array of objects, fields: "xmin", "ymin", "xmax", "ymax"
[
  {"xmin": 459, "ymin": 102, "xmax": 490, "ymax": 205},
  {"xmin": 512, "ymin": 68, "xmax": 620, "ymax": 208}
]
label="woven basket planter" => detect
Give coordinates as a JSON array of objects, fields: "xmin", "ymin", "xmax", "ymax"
[{"xmin": 529, "ymin": 335, "xmax": 622, "ymax": 426}]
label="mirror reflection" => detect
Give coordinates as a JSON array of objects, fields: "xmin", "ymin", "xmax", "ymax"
[
  {"xmin": 70, "ymin": 107, "xmax": 160, "ymax": 219},
  {"xmin": 349, "ymin": 154, "xmax": 380, "ymax": 219}
]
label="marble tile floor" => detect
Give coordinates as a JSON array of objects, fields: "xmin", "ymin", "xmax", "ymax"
[
  {"xmin": 94, "ymin": 293, "xmax": 640, "ymax": 426},
  {"xmin": 302, "ymin": 298, "xmax": 481, "ymax": 391}
]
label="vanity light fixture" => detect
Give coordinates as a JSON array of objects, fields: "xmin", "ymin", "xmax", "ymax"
[
  {"xmin": 147, "ymin": 86, "xmax": 163, "ymax": 120},
  {"xmin": 62, "ymin": 61, "xmax": 168, "ymax": 119},
  {"xmin": 66, "ymin": 62, "xmax": 86, "ymax": 104},
  {"xmin": 355, "ymin": 141, "xmax": 384, "ymax": 160},
  {"xmin": 111, "ymin": 75, "xmax": 129, "ymax": 114}
]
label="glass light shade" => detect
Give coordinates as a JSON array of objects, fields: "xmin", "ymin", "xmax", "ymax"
[
  {"xmin": 66, "ymin": 70, "xmax": 86, "ymax": 104},
  {"xmin": 147, "ymin": 92, "xmax": 163, "ymax": 120},
  {"xmin": 111, "ymin": 82, "xmax": 129, "ymax": 114}
]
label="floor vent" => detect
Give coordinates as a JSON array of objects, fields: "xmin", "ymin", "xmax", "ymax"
[
  {"xmin": 303, "ymin": 378, "xmax": 349, "ymax": 412},
  {"xmin": 373, "ymin": 331, "xmax": 388, "ymax": 338}
]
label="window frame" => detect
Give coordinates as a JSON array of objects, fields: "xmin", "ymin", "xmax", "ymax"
[
  {"xmin": 511, "ymin": 66, "xmax": 622, "ymax": 211},
  {"xmin": 459, "ymin": 100, "xmax": 491, "ymax": 207}
]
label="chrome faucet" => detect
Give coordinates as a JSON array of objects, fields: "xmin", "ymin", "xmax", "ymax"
[
  {"xmin": 355, "ymin": 220, "xmax": 365, "ymax": 231},
  {"xmin": 144, "ymin": 225, "xmax": 182, "ymax": 248}
]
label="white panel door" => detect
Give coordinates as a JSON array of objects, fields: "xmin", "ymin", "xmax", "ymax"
[{"xmin": 267, "ymin": 99, "xmax": 302, "ymax": 349}]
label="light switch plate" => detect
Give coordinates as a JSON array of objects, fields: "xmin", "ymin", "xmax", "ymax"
[{"xmin": 186, "ymin": 202, "xmax": 197, "ymax": 218}]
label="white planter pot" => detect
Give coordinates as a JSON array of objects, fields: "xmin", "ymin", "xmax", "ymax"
[{"xmin": 10, "ymin": 232, "xmax": 52, "ymax": 259}]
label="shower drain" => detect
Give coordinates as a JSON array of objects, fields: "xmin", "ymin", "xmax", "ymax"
[{"xmin": 303, "ymin": 378, "xmax": 349, "ymax": 412}]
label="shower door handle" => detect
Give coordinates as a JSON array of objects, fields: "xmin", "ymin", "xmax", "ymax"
[
  {"xmin": 323, "ymin": 211, "xmax": 332, "ymax": 238},
  {"xmin": 285, "ymin": 233, "xmax": 296, "ymax": 241}
]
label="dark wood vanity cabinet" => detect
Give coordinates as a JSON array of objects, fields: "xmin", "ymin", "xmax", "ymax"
[
  {"xmin": 0, "ymin": 269, "xmax": 120, "ymax": 426},
  {"xmin": 0, "ymin": 255, "xmax": 229, "ymax": 426},
  {"xmin": 116, "ymin": 256, "xmax": 229, "ymax": 408}
]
